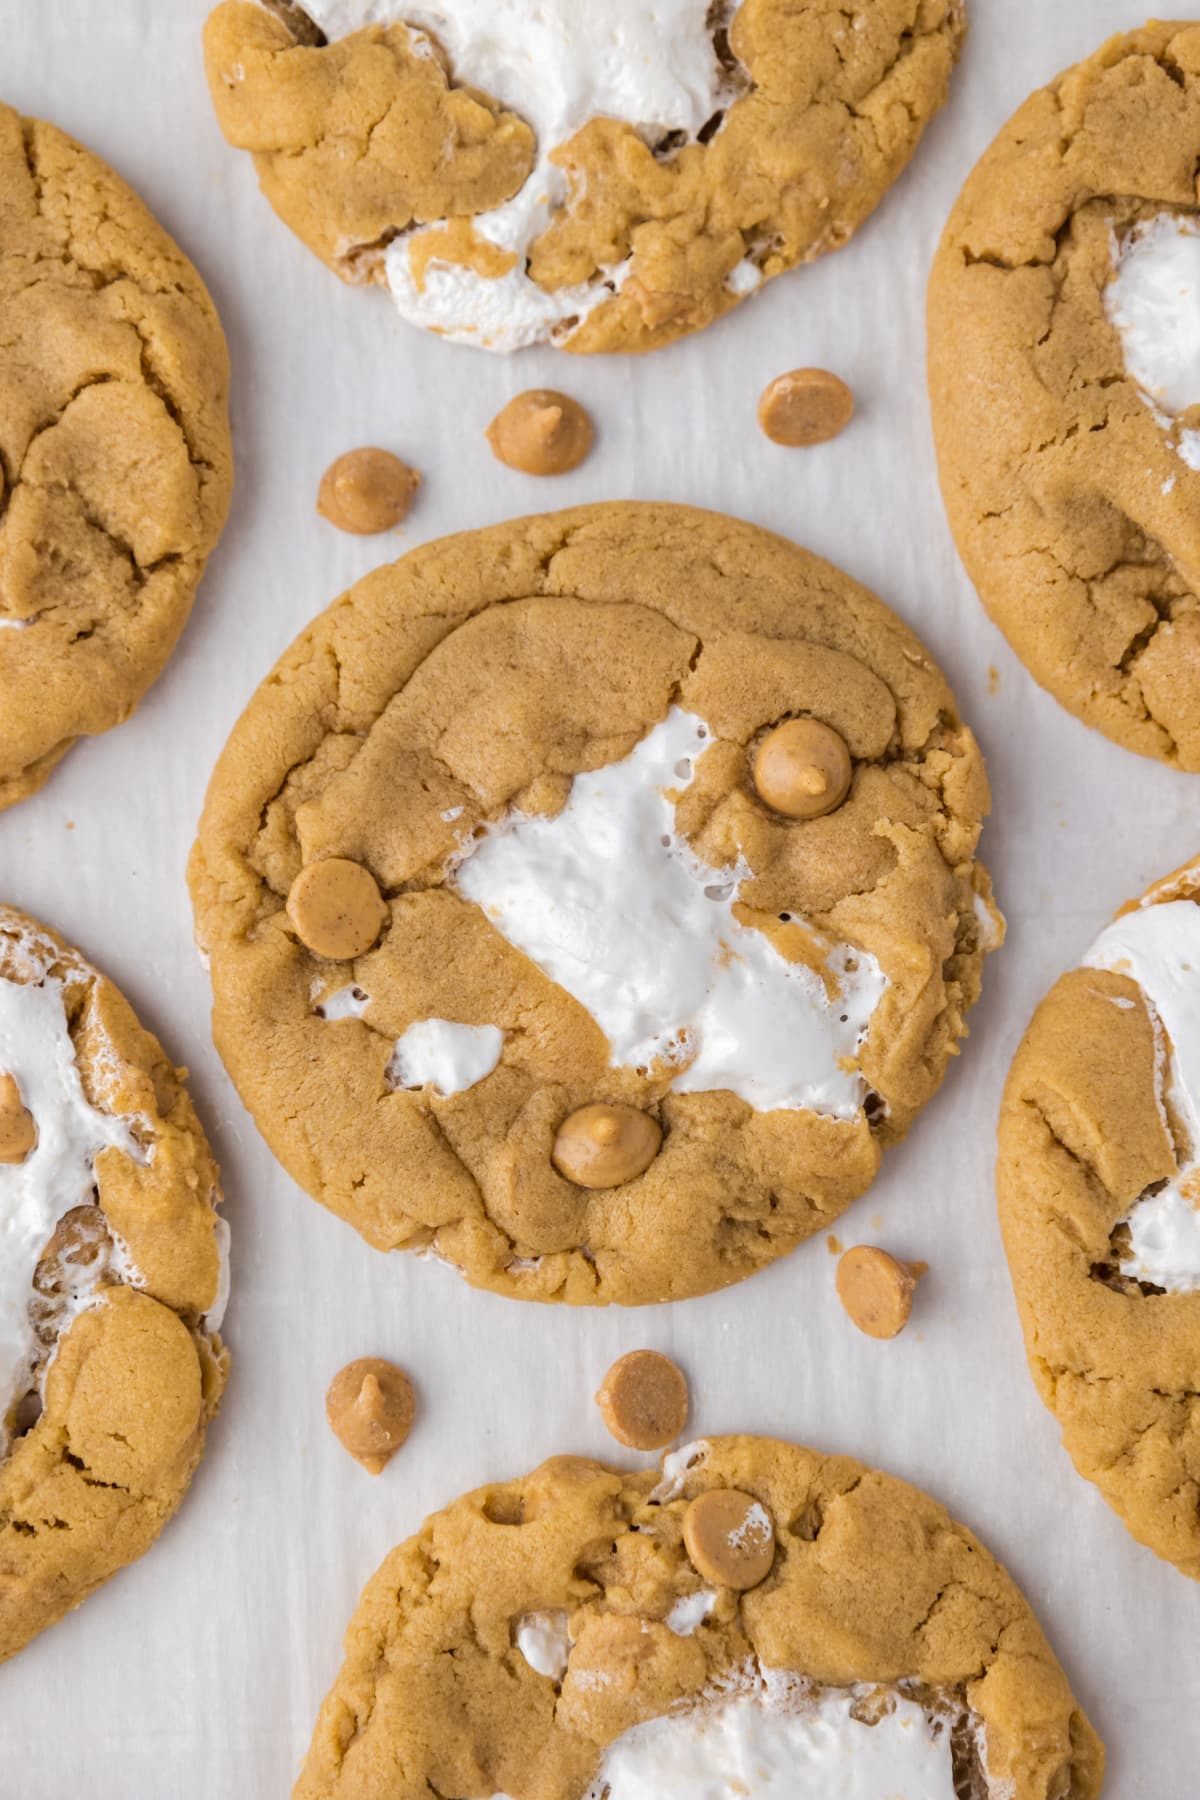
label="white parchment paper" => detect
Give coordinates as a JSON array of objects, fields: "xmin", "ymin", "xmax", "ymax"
[{"xmin": 2, "ymin": 2, "xmax": 1198, "ymax": 1794}]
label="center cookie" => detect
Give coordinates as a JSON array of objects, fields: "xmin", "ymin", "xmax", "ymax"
[
  {"xmin": 190, "ymin": 503, "xmax": 1001, "ymax": 1306},
  {"xmin": 294, "ymin": 1435, "xmax": 1102, "ymax": 1799}
]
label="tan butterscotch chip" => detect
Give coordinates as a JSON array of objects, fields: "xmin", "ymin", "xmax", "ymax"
[
  {"xmin": 0, "ymin": 1071, "xmax": 36, "ymax": 1164},
  {"xmin": 758, "ymin": 368, "xmax": 855, "ymax": 447},
  {"xmin": 486, "ymin": 390, "xmax": 594, "ymax": 477},
  {"xmin": 682, "ymin": 1488, "xmax": 776, "ymax": 1591},
  {"xmin": 836, "ymin": 1245, "xmax": 928, "ymax": 1340},
  {"xmin": 552, "ymin": 1103, "xmax": 662, "ymax": 1189},
  {"xmin": 317, "ymin": 447, "xmax": 420, "ymax": 535},
  {"xmin": 753, "ymin": 718, "xmax": 853, "ymax": 820},
  {"xmin": 326, "ymin": 1357, "xmax": 415, "ymax": 1476},
  {"xmin": 595, "ymin": 1350, "xmax": 688, "ymax": 1451},
  {"xmin": 286, "ymin": 858, "xmax": 387, "ymax": 960}
]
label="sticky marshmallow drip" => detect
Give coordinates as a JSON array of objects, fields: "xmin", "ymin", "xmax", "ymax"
[{"xmin": 387, "ymin": 1018, "xmax": 504, "ymax": 1096}]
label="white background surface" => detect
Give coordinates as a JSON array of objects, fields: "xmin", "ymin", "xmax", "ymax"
[{"xmin": 2, "ymin": 2, "xmax": 1198, "ymax": 1795}]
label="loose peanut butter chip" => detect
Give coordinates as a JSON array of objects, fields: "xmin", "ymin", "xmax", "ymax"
[
  {"xmin": 486, "ymin": 389, "xmax": 594, "ymax": 476},
  {"xmin": 683, "ymin": 1489, "xmax": 776, "ymax": 1591},
  {"xmin": 326, "ymin": 1357, "xmax": 415, "ymax": 1476},
  {"xmin": 596, "ymin": 1350, "xmax": 688, "ymax": 1451},
  {"xmin": 0, "ymin": 1073, "xmax": 36, "ymax": 1165},
  {"xmin": 317, "ymin": 447, "xmax": 420, "ymax": 535},
  {"xmin": 753, "ymin": 719, "xmax": 853, "ymax": 820},
  {"xmin": 758, "ymin": 368, "xmax": 855, "ymax": 447},
  {"xmin": 286, "ymin": 858, "xmax": 387, "ymax": 960},
  {"xmin": 552, "ymin": 1103, "xmax": 662, "ymax": 1189},
  {"xmin": 836, "ymin": 1246, "xmax": 928, "ymax": 1340}
]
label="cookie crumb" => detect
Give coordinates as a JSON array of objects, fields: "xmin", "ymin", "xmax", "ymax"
[
  {"xmin": 596, "ymin": 1350, "xmax": 688, "ymax": 1450},
  {"xmin": 286, "ymin": 858, "xmax": 387, "ymax": 961},
  {"xmin": 317, "ymin": 448, "xmax": 419, "ymax": 535},
  {"xmin": 683, "ymin": 1489, "xmax": 776, "ymax": 1590},
  {"xmin": 326, "ymin": 1357, "xmax": 415, "ymax": 1475},
  {"xmin": 836, "ymin": 1245, "xmax": 927, "ymax": 1339},
  {"xmin": 986, "ymin": 665, "xmax": 1000, "ymax": 696},
  {"xmin": 758, "ymin": 368, "xmax": 854, "ymax": 447},
  {"xmin": 552, "ymin": 1102, "xmax": 662, "ymax": 1188},
  {"xmin": 0, "ymin": 1072, "xmax": 36, "ymax": 1164},
  {"xmin": 486, "ymin": 390, "xmax": 594, "ymax": 475},
  {"xmin": 753, "ymin": 719, "xmax": 852, "ymax": 819},
  {"xmin": 826, "ymin": 1234, "xmax": 843, "ymax": 1255}
]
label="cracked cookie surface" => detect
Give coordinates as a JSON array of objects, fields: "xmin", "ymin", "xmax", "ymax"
[
  {"xmin": 929, "ymin": 22, "xmax": 1200, "ymax": 770},
  {"xmin": 0, "ymin": 907, "xmax": 228, "ymax": 1661},
  {"xmin": 294, "ymin": 1433, "xmax": 1103, "ymax": 1799},
  {"xmin": 0, "ymin": 102, "xmax": 233, "ymax": 810},
  {"xmin": 189, "ymin": 502, "xmax": 1000, "ymax": 1307},
  {"xmin": 202, "ymin": 0, "xmax": 965, "ymax": 354},
  {"xmin": 998, "ymin": 859, "xmax": 1200, "ymax": 1580}
]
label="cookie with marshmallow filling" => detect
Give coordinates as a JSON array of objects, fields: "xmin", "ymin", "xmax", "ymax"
[
  {"xmin": 294, "ymin": 1434, "xmax": 1103, "ymax": 1800},
  {"xmin": 929, "ymin": 21, "xmax": 1200, "ymax": 769},
  {"xmin": 202, "ymin": 0, "xmax": 965, "ymax": 354},
  {"xmin": 998, "ymin": 857, "xmax": 1200, "ymax": 1580},
  {"xmin": 189, "ymin": 502, "xmax": 1001, "ymax": 1306},
  {"xmin": 0, "ymin": 907, "xmax": 228, "ymax": 1661}
]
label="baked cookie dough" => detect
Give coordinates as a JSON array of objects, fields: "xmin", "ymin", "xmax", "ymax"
[
  {"xmin": 294, "ymin": 1434, "xmax": 1103, "ymax": 1799},
  {"xmin": 0, "ymin": 103, "xmax": 233, "ymax": 811},
  {"xmin": 0, "ymin": 907, "xmax": 228, "ymax": 1660},
  {"xmin": 202, "ymin": 0, "xmax": 965, "ymax": 354},
  {"xmin": 929, "ymin": 22, "xmax": 1200, "ymax": 769},
  {"xmin": 190, "ymin": 502, "xmax": 1001, "ymax": 1306},
  {"xmin": 999, "ymin": 858, "xmax": 1200, "ymax": 1579}
]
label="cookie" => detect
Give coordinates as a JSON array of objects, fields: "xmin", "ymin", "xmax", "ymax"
[
  {"xmin": 202, "ymin": 0, "xmax": 965, "ymax": 354},
  {"xmin": 294, "ymin": 1434, "xmax": 1103, "ymax": 1799},
  {"xmin": 998, "ymin": 858, "xmax": 1200, "ymax": 1580},
  {"xmin": 929, "ymin": 22, "xmax": 1200, "ymax": 769},
  {"xmin": 0, "ymin": 907, "xmax": 229, "ymax": 1660},
  {"xmin": 0, "ymin": 103, "xmax": 233, "ymax": 810},
  {"xmin": 190, "ymin": 502, "xmax": 1001, "ymax": 1306}
]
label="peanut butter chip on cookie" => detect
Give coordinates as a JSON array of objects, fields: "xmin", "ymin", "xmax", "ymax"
[
  {"xmin": 758, "ymin": 368, "xmax": 855, "ymax": 447},
  {"xmin": 683, "ymin": 1489, "xmax": 776, "ymax": 1591},
  {"xmin": 326, "ymin": 1357, "xmax": 415, "ymax": 1476},
  {"xmin": 286, "ymin": 858, "xmax": 387, "ymax": 960},
  {"xmin": 596, "ymin": 1350, "xmax": 688, "ymax": 1451},
  {"xmin": 0, "ymin": 1073, "xmax": 36, "ymax": 1164},
  {"xmin": 486, "ymin": 390, "xmax": 594, "ymax": 476},
  {"xmin": 317, "ymin": 448, "xmax": 419, "ymax": 534},
  {"xmin": 753, "ymin": 719, "xmax": 853, "ymax": 819},
  {"xmin": 836, "ymin": 1246, "xmax": 928, "ymax": 1340},
  {"xmin": 552, "ymin": 1103, "xmax": 662, "ymax": 1189}
]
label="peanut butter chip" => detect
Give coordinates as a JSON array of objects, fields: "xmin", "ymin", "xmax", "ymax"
[
  {"xmin": 596, "ymin": 1350, "xmax": 688, "ymax": 1451},
  {"xmin": 758, "ymin": 368, "xmax": 855, "ymax": 447},
  {"xmin": 753, "ymin": 718, "xmax": 853, "ymax": 819},
  {"xmin": 836, "ymin": 1245, "xmax": 928, "ymax": 1340},
  {"xmin": 683, "ymin": 1489, "xmax": 776, "ymax": 1591},
  {"xmin": 317, "ymin": 448, "xmax": 420, "ymax": 534},
  {"xmin": 326, "ymin": 1357, "xmax": 415, "ymax": 1476},
  {"xmin": 552, "ymin": 1103, "xmax": 662, "ymax": 1189},
  {"xmin": 286, "ymin": 858, "xmax": 387, "ymax": 960},
  {"xmin": 0, "ymin": 1072, "xmax": 36, "ymax": 1165},
  {"xmin": 486, "ymin": 389, "xmax": 594, "ymax": 476}
]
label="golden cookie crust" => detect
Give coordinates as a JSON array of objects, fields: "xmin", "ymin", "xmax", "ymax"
[
  {"xmin": 998, "ymin": 860, "xmax": 1200, "ymax": 1581},
  {"xmin": 190, "ymin": 502, "xmax": 1000, "ymax": 1306},
  {"xmin": 0, "ymin": 103, "xmax": 233, "ymax": 810},
  {"xmin": 202, "ymin": 0, "xmax": 965, "ymax": 353},
  {"xmin": 0, "ymin": 908, "xmax": 228, "ymax": 1661},
  {"xmin": 929, "ymin": 22, "xmax": 1200, "ymax": 769},
  {"xmin": 294, "ymin": 1434, "xmax": 1103, "ymax": 1800}
]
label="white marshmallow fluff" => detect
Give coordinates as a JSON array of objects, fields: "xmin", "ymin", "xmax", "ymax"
[
  {"xmin": 1085, "ymin": 899, "xmax": 1200, "ymax": 1290},
  {"xmin": 455, "ymin": 710, "xmax": 887, "ymax": 1118},
  {"xmin": 1106, "ymin": 214, "xmax": 1200, "ymax": 470},
  {"xmin": 0, "ymin": 974, "xmax": 140, "ymax": 1453},
  {"xmin": 301, "ymin": 0, "xmax": 736, "ymax": 349},
  {"xmin": 387, "ymin": 1018, "xmax": 504, "ymax": 1096},
  {"xmin": 514, "ymin": 1610, "xmax": 571, "ymax": 1681}
]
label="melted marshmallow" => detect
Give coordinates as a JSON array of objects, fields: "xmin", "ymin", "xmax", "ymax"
[
  {"xmin": 666, "ymin": 1589, "xmax": 716, "ymax": 1635},
  {"xmin": 515, "ymin": 1610, "xmax": 571, "ymax": 1680},
  {"xmin": 301, "ymin": 0, "xmax": 734, "ymax": 349},
  {"xmin": 387, "ymin": 1018, "xmax": 504, "ymax": 1096},
  {"xmin": 455, "ymin": 710, "xmax": 886, "ymax": 1117},
  {"xmin": 1085, "ymin": 900, "xmax": 1200, "ymax": 1290},
  {"xmin": 1106, "ymin": 215, "xmax": 1200, "ymax": 470},
  {"xmin": 0, "ymin": 975, "xmax": 138, "ymax": 1451},
  {"xmin": 315, "ymin": 983, "xmax": 371, "ymax": 1021}
]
